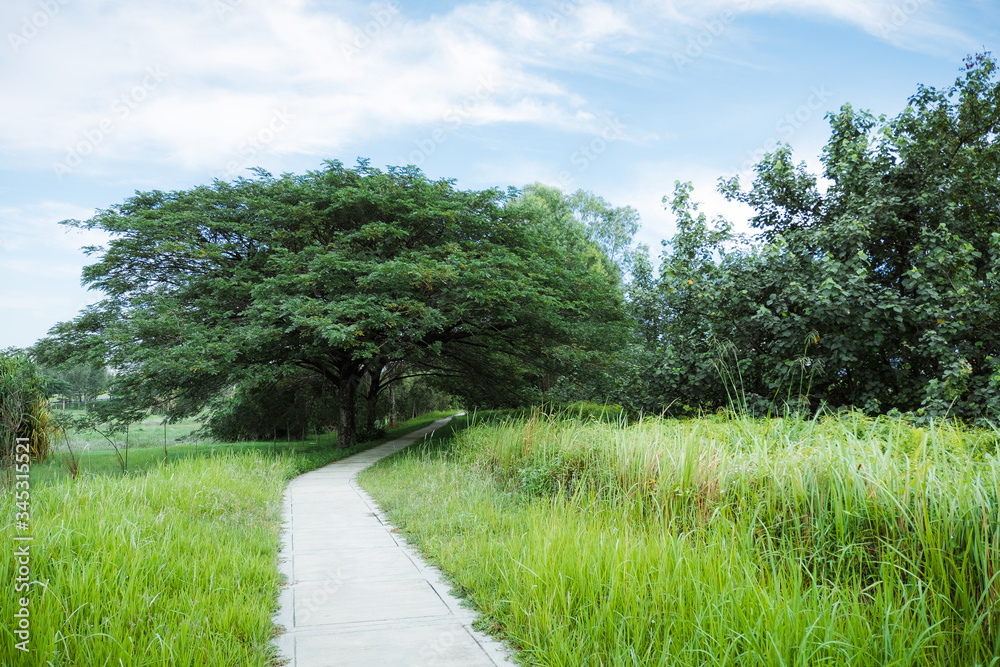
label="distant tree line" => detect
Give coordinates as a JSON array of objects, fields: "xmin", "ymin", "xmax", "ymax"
[{"xmin": 39, "ymin": 364, "xmax": 110, "ymax": 409}]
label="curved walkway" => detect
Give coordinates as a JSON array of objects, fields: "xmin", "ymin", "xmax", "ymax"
[{"xmin": 272, "ymin": 417, "xmax": 516, "ymax": 666}]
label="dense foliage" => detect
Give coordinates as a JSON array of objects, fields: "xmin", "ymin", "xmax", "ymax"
[
  {"xmin": 36, "ymin": 162, "xmax": 625, "ymax": 447},
  {"xmin": 626, "ymin": 55, "xmax": 1000, "ymax": 421},
  {"xmin": 0, "ymin": 348, "xmax": 53, "ymax": 462}
]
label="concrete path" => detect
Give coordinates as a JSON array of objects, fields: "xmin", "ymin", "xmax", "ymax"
[{"xmin": 272, "ymin": 417, "xmax": 517, "ymax": 667}]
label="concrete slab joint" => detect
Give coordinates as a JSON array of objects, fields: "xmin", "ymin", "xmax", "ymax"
[{"xmin": 273, "ymin": 417, "xmax": 516, "ymax": 666}]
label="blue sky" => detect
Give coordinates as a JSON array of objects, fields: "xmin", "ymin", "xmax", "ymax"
[{"xmin": 1, "ymin": 0, "xmax": 997, "ymax": 349}]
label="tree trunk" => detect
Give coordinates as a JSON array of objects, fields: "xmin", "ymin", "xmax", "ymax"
[
  {"xmin": 337, "ymin": 364, "xmax": 359, "ymax": 449},
  {"xmin": 389, "ymin": 382, "xmax": 396, "ymax": 428},
  {"xmin": 364, "ymin": 364, "xmax": 382, "ymax": 433}
]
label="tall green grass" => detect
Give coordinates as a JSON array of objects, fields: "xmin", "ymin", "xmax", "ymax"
[
  {"xmin": 1, "ymin": 411, "xmax": 455, "ymax": 666},
  {"xmin": 2, "ymin": 453, "xmax": 288, "ymax": 666},
  {"xmin": 360, "ymin": 411, "xmax": 1000, "ymax": 666}
]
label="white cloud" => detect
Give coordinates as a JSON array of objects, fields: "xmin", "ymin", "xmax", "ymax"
[
  {"xmin": 0, "ymin": 0, "xmax": 974, "ymax": 181},
  {"xmin": 646, "ymin": 0, "xmax": 968, "ymax": 51},
  {"xmin": 0, "ymin": 0, "xmax": 641, "ymax": 177}
]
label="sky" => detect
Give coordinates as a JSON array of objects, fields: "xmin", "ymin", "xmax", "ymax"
[{"xmin": 1, "ymin": 0, "xmax": 997, "ymax": 349}]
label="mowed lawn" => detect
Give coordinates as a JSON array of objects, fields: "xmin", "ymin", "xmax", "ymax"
[
  {"xmin": 361, "ymin": 411, "xmax": 1000, "ymax": 667},
  {"xmin": 0, "ymin": 412, "xmax": 455, "ymax": 667}
]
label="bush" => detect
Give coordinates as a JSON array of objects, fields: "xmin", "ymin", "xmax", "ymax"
[{"xmin": 0, "ymin": 348, "xmax": 53, "ymax": 462}]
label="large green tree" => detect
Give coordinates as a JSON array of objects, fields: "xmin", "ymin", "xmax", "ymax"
[{"xmin": 37, "ymin": 161, "xmax": 624, "ymax": 447}]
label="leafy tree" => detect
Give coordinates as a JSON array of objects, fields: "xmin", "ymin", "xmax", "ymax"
[
  {"xmin": 37, "ymin": 161, "xmax": 625, "ymax": 447},
  {"xmin": 40, "ymin": 364, "xmax": 110, "ymax": 407},
  {"xmin": 637, "ymin": 54, "xmax": 1000, "ymax": 420},
  {"xmin": 520, "ymin": 183, "xmax": 640, "ymax": 279},
  {"xmin": 622, "ymin": 183, "xmax": 766, "ymax": 415},
  {"xmin": 511, "ymin": 184, "xmax": 635, "ymax": 402},
  {"xmin": 567, "ymin": 189, "xmax": 640, "ymax": 277}
]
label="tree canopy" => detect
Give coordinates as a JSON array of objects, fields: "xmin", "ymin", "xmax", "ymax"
[
  {"xmin": 626, "ymin": 54, "xmax": 1000, "ymax": 422},
  {"xmin": 37, "ymin": 161, "xmax": 626, "ymax": 447}
]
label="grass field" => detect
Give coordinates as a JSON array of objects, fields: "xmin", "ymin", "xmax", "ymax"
[
  {"xmin": 49, "ymin": 411, "xmax": 204, "ymax": 452},
  {"xmin": 0, "ymin": 411, "xmax": 456, "ymax": 667},
  {"xmin": 360, "ymin": 410, "xmax": 1000, "ymax": 666}
]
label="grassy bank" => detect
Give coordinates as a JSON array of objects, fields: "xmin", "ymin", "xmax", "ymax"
[
  {"xmin": 1, "ymin": 411, "xmax": 455, "ymax": 666},
  {"xmin": 360, "ymin": 411, "xmax": 1000, "ymax": 666}
]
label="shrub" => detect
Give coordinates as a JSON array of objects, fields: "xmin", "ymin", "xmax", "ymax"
[{"xmin": 0, "ymin": 348, "xmax": 53, "ymax": 462}]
